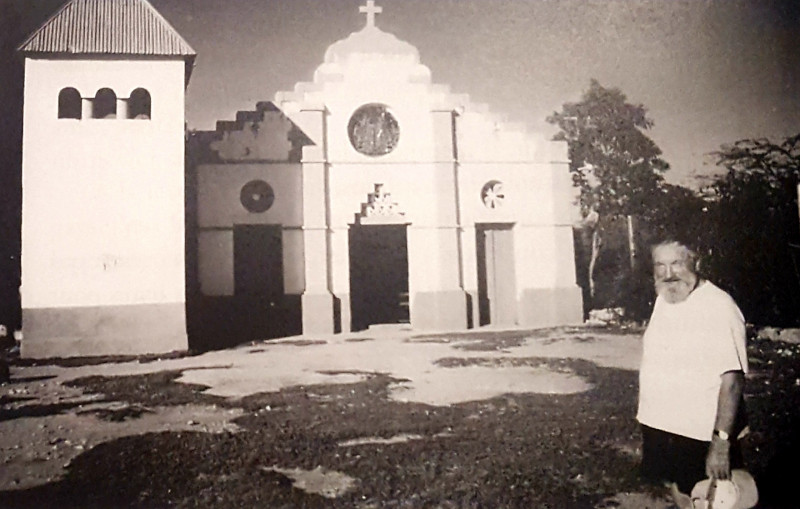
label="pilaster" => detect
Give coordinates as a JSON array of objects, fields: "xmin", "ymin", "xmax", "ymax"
[
  {"xmin": 81, "ymin": 97, "xmax": 92, "ymax": 119},
  {"xmin": 298, "ymin": 108, "xmax": 335, "ymax": 333},
  {"xmin": 117, "ymin": 97, "xmax": 128, "ymax": 119}
]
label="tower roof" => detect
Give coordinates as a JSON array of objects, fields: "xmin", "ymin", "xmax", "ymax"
[{"xmin": 18, "ymin": 0, "xmax": 195, "ymax": 57}]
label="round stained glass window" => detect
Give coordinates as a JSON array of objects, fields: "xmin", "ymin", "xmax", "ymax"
[
  {"xmin": 240, "ymin": 180, "xmax": 275, "ymax": 213},
  {"xmin": 348, "ymin": 104, "xmax": 400, "ymax": 156}
]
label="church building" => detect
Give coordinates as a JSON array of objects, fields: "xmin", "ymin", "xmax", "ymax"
[{"xmin": 19, "ymin": 0, "xmax": 583, "ymax": 358}]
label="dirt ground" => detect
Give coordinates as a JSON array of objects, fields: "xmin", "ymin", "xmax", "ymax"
[{"xmin": 0, "ymin": 326, "xmax": 798, "ymax": 508}]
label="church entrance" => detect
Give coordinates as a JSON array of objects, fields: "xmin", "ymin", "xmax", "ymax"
[
  {"xmin": 230, "ymin": 224, "xmax": 286, "ymax": 339},
  {"xmin": 349, "ymin": 225, "xmax": 410, "ymax": 331},
  {"xmin": 189, "ymin": 224, "xmax": 300, "ymax": 351},
  {"xmin": 234, "ymin": 224, "xmax": 284, "ymax": 299},
  {"xmin": 476, "ymin": 224, "xmax": 517, "ymax": 326}
]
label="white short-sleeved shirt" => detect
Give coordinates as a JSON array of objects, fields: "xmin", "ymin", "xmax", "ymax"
[{"xmin": 637, "ymin": 281, "xmax": 748, "ymax": 441}]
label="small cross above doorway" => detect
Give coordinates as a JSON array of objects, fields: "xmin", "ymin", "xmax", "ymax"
[{"xmin": 360, "ymin": 0, "xmax": 382, "ymax": 28}]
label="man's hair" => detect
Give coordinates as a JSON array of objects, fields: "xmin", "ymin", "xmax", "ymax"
[
  {"xmin": 650, "ymin": 236, "xmax": 698, "ymax": 255},
  {"xmin": 649, "ymin": 233, "xmax": 701, "ymax": 272},
  {"xmin": 649, "ymin": 227, "xmax": 702, "ymax": 254}
]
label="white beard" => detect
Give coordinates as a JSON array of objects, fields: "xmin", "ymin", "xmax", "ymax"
[{"xmin": 655, "ymin": 278, "xmax": 696, "ymax": 304}]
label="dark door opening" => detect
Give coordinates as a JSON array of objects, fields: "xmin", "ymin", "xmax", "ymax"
[
  {"xmin": 234, "ymin": 224, "xmax": 284, "ymax": 299},
  {"xmin": 349, "ymin": 225, "xmax": 409, "ymax": 331},
  {"xmin": 190, "ymin": 224, "xmax": 300, "ymax": 351},
  {"xmin": 228, "ymin": 224, "xmax": 287, "ymax": 340},
  {"xmin": 476, "ymin": 224, "xmax": 516, "ymax": 326}
]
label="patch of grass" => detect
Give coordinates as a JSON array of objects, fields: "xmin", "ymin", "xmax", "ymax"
[
  {"xmin": 4, "ymin": 336, "xmax": 797, "ymax": 507},
  {"xmin": 2, "ymin": 360, "xmax": 646, "ymax": 508},
  {"xmin": 79, "ymin": 404, "xmax": 155, "ymax": 422},
  {"xmin": 741, "ymin": 339, "xmax": 800, "ymax": 508},
  {"xmin": 433, "ymin": 357, "xmax": 585, "ymax": 374},
  {"xmin": 409, "ymin": 326, "xmax": 631, "ymax": 351},
  {"xmin": 66, "ymin": 370, "xmax": 228, "ymax": 408},
  {"xmin": 274, "ymin": 340, "xmax": 328, "ymax": 347},
  {"xmin": 0, "ymin": 400, "xmax": 101, "ymax": 422},
  {"xmin": 410, "ymin": 329, "xmax": 544, "ymax": 351},
  {"xmin": 345, "ymin": 337, "xmax": 375, "ymax": 343}
]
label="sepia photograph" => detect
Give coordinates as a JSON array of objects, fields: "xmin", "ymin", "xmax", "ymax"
[{"xmin": 0, "ymin": 0, "xmax": 798, "ymax": 507}]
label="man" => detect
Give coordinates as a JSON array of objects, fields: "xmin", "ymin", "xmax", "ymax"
[{"xmin": 637, "ymin": 237, "xmax": 748, "ymax": 499}]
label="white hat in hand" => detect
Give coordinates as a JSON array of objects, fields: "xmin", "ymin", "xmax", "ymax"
[{"xmin": 690, "ymin": 469, "xmax": 758, "ymax": 509}]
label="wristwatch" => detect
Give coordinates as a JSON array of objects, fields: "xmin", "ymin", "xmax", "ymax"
[{"xmin": 713, "ymin": 429, "xmax": 730, "ymax": 441}]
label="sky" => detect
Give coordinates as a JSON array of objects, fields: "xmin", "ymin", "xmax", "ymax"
[{"xmin": 140, "ymin": 0, "xmax": 800, "ymax": 188}]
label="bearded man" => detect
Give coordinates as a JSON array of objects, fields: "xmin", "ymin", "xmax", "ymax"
[{"xmin": 637, "ymin": 237, "xmax": 749, "ymax": 498}]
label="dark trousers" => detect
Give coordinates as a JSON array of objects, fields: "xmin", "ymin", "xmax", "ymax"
[{"xmin": 640, "ymin": 424, "xmax": 743, "ymax": 494}]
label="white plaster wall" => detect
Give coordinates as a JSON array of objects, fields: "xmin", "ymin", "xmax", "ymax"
[
  {"xmin": 283, "ymin": 59, "xmax": 442, "ymax": 165},
  {"xmin": 326, "ymin": 162, "xmax": 461, "ymax": 297},
  {"xmin": 196, "ymin": 228, "xmax": 304, "ymax": 297},
  {"xmin": 513, "ymin": 225, "xmax": 578, "ymax": 290},
  {"xmin": 196, "ymin": 163, "xmax": 302, "ymax": 228},
  {"xmin": 301, "ymin": 162, "xmax": 327, "ymax": 228},
  {"xmin": 407, "ymin": 227, "xmax": 461, "ymax": 292},
  {"xmin": 458, "ymin": 160, "xmax": 578, "ymax": 295},
  {"xmin": 21, "ymin": 58, "xmax": 187, "ymax": 308},
  {"xmin": 328, "ymin": 228, "xmax": 350, "ymax": 294},
  {"xmin": 195, "ymin": 163, "xmax": 304, "ymax": 297},
  {"xmin": 198, "ymin": 230, "xmax": 234, "ymax": 296},
  {"xmin": 328, "ymin": 163, "xmax": 457, "ymax": 228},
  {"xmin": 325, "ymin": 87, "xmax": 436, "ymax": 163},
  {"xmin": 455, "ymin": 112, "xmax": 560, "ymax": 163},
  {"xmin": 459, "ymin": 163, "xmax": 558, "ymax": 226},
  {"xmin": 283, "ymin": 229, "xmax": 305, "ymax": 294},
  {"xmin": 459, "ymin": 226, "xmax": 479, "ymax": 293},
  {"xmin": 553, "ymin": 161, "xmax": 583, "ymax": 225}
]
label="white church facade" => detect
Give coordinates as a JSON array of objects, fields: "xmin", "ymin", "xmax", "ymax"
[{"xmin": 19, "ymin": 0, "xmax": 583, "ymax": 358}]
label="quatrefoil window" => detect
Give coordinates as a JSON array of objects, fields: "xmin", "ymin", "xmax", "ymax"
[{"xmin": 481, "ymin": 180, "xmax": 505, "ymax": 209}]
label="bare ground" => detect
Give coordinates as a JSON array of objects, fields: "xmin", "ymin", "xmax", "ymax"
[{"xmin": 0, "ymin": 327, "xmax": 797, "ymax": 508}]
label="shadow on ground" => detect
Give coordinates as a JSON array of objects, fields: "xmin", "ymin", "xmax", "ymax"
[
  {"xmin": 1, "ymin": 335, "xmax": 797, "ymax": 508},
  {"xmin": 1, "ymin": 359, "xmax": 647, "ymax": 508}
]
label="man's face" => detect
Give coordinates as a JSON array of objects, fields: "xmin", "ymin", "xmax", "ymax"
[{"xmin": 652, "ymin": 242, "xmax": 699, "ymax": 304}]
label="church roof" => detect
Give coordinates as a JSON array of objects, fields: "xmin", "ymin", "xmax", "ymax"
[{"xmin": 18, "ymin": 0, "xmax": 195, "ymax": 57}]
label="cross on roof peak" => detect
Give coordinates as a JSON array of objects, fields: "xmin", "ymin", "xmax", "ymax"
[{"xmin": 359, "ymin": 0, "xmax": 382, "ymax": 28}]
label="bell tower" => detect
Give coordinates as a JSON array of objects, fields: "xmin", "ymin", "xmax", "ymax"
[{"xmin": 18, "ymin": 0, "xmax": 196, "ymax": 357}]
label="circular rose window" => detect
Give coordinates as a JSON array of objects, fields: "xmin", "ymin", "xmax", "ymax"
[
  {"xmin": 481, "ymin": 180, "xmax": 505, "ymax": 209},
  {"xmin": 240, "ymin": 180, "xmax": 275, "ymax": 213},
  {"xmin": 348, "ymin": 104, "xmax": 400, "ymax": 156}
]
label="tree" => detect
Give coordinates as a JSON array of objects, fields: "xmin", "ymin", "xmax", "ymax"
[
  {"xmin": 703, "ymin": 134, "xmax": 800, "ymax": 326},
  {"xmin": 547, "ymin": 80, "xmax": 669, "ymax": 308},
  {"xmin": 644, "ymin": 183, "xmax": 709, "ymax": 241}
]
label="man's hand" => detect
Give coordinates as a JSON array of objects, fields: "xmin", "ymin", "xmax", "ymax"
[
  {"xmin": 708, "ymin": 370, "xmax": 744, "ymax": 480},
  {"xmin": 706, "ymin": 435, "xmax": 731, "ymax": 479}
]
